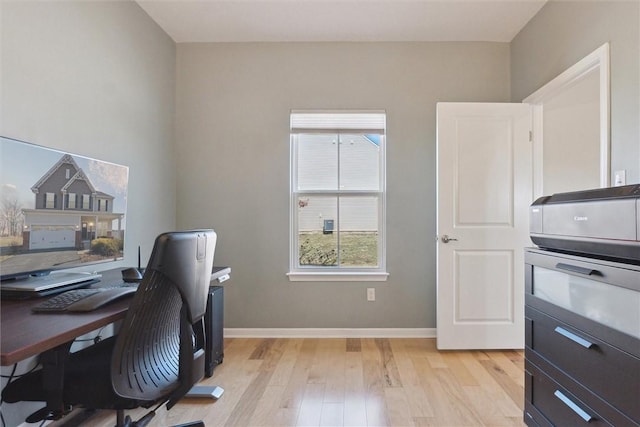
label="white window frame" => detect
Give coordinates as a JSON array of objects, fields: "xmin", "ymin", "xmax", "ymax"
[
  {"xmin": 45, "ymin": 192, "xmax": 55, "ymax": 209},
  {"xmin": 97, "ymin": 198, "xmax": 109, "ymax": 212},
  {"xmin": 68, "ymin": 193, "xmax": 76, "ymax": 209},
  {"xmin": 288, "ymin": 110, "xmax": 388, "ymax": 282},
  {"xmin": 82, "ymin": 194, "xmax": 90, "ymax": 210}
]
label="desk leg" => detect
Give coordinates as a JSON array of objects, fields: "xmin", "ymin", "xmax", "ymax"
[{"xmin": 25, "ymin": 341, "xmax": 73, "ymax": 423}]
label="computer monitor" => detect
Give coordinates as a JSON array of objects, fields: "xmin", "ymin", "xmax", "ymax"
[{"xmin": 0, "ymin": 136, "xmax": 129, "ymax": 282}]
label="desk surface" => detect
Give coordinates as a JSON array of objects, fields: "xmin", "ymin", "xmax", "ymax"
[
  {"xmin": 1, "ymin": 266, "xmax": 231, "ymax": 366},
  {"xmin": 1, "ymin": 269, "xmax": 129, "ymax": 366}
]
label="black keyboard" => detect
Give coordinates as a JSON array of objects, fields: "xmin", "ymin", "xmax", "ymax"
[
  {"xmin": 33, "ymin": 284, "xmax": 137, "ymax": 312},
  {"xmin": 33, "ymin": 289, "xmax": 102, "ymax": 311}
]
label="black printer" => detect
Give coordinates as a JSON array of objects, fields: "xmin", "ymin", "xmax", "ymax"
[{"xmin": 530, "ymin": 184, "xmax": 640, "ymax": 263}]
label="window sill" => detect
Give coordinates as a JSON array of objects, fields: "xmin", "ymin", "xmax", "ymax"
[{"xmin": 287, "ymin": 271, "xmax": 389, "ymax": 282}]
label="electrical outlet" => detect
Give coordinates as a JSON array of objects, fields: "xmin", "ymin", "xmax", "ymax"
[
  {"xmin": 614, "ymin": 170, "xmax": 626, "ymax": 186},
  {"xmin": 367, "ymin": 288, "xmax": 375, "ymax": 301}
]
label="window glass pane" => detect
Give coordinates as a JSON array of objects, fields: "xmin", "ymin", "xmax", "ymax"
[
  {"xmin": 298, "ymin": 196, "xmax": 337, "ymax": 266},
  {"xmin": 297, "ymin": 134, "xmax": 338, "ymax": 190},
  {"xmin": 45, "ymin": 193, "xmax": 55, "ymax": 209},
  {"xmin": 339, "ymin": 134, "xmax": 380, "ymax": 191},
  {"xmin": 339, "ymin": 196, "xmax": 379, "ymax": 267}
]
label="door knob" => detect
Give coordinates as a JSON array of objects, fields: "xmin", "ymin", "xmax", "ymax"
[{"xmin": 441, "ymin": 235, "xmax": 458, "ymax": 243}]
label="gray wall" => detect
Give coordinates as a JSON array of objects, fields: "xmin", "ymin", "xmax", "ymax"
[
  {"xmin": 1, "ymin": 2, "xmax": 176, "ymax": 425},
  {"xmin": 1, "ymin": 1, "xmax": 177, "ymax": 264},
  {"xmin": 175, "ymin": 42, "xmax": 511, "ymax": 329},
  {"xmin": 511, "ymin": 0, "xmax": 640, "ymax": 184}
]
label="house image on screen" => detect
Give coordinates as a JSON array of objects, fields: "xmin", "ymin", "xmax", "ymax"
[{"xmin": 22, "ymin": 154, "xmax": 125, "ymax": 250}]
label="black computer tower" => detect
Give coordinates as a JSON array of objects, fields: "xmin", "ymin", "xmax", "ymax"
[{"xmin": 205, "ymin": 286, "xmax": 224, "ymax": 377}]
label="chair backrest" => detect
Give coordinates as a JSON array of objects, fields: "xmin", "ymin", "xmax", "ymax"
[{"xmin": 110, "ymin": 230, "xmax": 216, "ymax": 405}]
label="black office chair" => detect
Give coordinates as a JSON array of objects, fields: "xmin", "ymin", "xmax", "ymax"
[{"xmin": 3, "ymin": 230, "xmax": 216, "ymax": 427}]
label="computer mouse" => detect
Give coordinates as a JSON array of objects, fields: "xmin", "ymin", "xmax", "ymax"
[{"xmin": 121, "ymin": 268, "xmax": 143, "ymax": 283}]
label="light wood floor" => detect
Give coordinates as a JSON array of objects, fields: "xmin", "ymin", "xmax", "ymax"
[{"xmin": 81, "ymin": 338, "xmax": 526, "ymax": 427}]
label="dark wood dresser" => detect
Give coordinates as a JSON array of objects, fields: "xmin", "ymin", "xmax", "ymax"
[{"xmin": 524, "ymin": 248, "xmax": 640, "ymax": 427}]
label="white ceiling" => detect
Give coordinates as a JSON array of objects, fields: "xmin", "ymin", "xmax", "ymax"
[{"xmin": 136, "ymin": 0, "xmax": 547, "ymax": 43}]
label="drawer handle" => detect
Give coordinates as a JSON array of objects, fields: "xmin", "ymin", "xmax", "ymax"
[
  {"xmin": 555, "ymin": 263, "xmax": 599, "ymax": 276},
  {"xmin": 554, "ymin": 326, "xmax": 595, "ymax": 349},
  {"xmin": 554, "ymin": 390, "xmax": 594, "ymax": 422}
]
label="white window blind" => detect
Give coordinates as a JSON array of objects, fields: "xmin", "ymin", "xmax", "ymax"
[{"xmin": 291, "ymin": 111, "xmax": 386, "ymax": 134}]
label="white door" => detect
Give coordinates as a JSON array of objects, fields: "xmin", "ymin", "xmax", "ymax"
[{"xmin": 436, "ymin": 103, "xmax": 532, "ymax": 349}]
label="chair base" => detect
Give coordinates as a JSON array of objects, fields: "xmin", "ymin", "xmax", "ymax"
[
  {"xmin": 185, "ymin": 385, "xmax": 224, "ymax": 399},
  {"xmin": 25, "ymin": 405, "xmax": 73, "ymax": 423},
  {"xmin": 116, "ymin": 410, "xmax": 155, "ymax": 427},
  {"xmin": 115, "ymin": 409, "xmax": 204, "ymax": 427}
]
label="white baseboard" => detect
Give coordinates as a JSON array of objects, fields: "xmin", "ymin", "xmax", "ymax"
[{"xmin": 224, "ymin": 328, "xmax": 436, "ymax": 338}]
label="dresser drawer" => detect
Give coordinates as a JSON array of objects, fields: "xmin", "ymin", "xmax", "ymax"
[
  {"xmin": 525, "ymin": 360, "xmax": 634, "ymax": 427},
  {"xmin": 524, "ymin": 400, "xmax": 549, "ymax": 427},
  {"xmin": 526, "ymin": 306, "xmax": 640, "ymax": 421}
]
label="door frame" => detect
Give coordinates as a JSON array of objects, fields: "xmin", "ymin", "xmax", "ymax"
[{"xmin": 523, "ymin": 43, "xmax": 610, "ymax": 198}]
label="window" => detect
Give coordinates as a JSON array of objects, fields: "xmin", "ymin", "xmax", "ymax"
[
  {"xmin": 45, "ymin": 192, "xmax": 56, "ymax": 209},
  {"xmin": 82, "ymin": 194, "xmax": 90, "ymax": 210},
  {"xmin": 288, "ymin": 111, "xmax": 387, "ymax": 281},
  {"xmin": 67, "ymin": 193, "xmax": 76, "ymax": 209},
  {"xmin": 97, "ymin": 199, "xmax": 109, "ymax": 212}
]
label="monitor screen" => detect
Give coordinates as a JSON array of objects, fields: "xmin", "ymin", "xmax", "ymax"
[{"xmin": 0, "ymin": 136, "xmax": 129, "ymax": 280}]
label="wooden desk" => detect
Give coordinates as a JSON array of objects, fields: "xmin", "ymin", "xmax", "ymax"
[
  {"xmin": 1, "ymin": 269, "xmax": 130, "ymax": 366},
  {"xmin": 1, "ymin": 266, "xmax": 230, "ymax": 366},
  {"xmin": 1, "ymin": 266, "xmax": 230, "ymax": 421}
]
